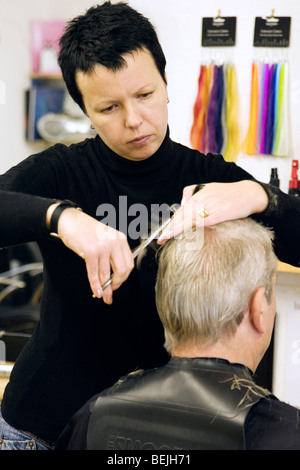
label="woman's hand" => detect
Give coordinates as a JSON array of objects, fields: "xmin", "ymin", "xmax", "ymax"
[
  {"xmin": 157, "ymin": 180, "xmax": 269, "ymax": 244},
  {"xmin": 47, "ymin": 206, "xmax": 134, "ymax": 304}
]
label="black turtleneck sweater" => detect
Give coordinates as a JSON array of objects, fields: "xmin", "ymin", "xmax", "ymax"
[{"xmin": 0, "ymin": 130, "xmax": 299, "ymax": 444}]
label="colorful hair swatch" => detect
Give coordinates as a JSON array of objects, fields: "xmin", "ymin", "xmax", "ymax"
[
  {"xmin": 243, "ymin": 62, "xmax": 258, "ymax": 155},
  {"xmin": 223, "ymin": 64, "xmax": 240, "ymax": 162},
  {"xmin": 190, "ymin": 63, "xmax": 240, "ymax": 161},
  {"xmin": 243, "ymin": 60, "xmax": 289, "ymax": 156}
]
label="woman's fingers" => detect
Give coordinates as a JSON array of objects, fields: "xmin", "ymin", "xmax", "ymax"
[
  {"xmin": 180, "ymin": 184, "xmax": 198, "ymax": 206},
  {"xmin": 157, "ymin": 202, "xmax": 207, "ymax": 244},
  {"xmin": 158, "ymin": 181, "xmax": 268, "ymax": 244},
  {"xmin": 57, "ymin": 208, "xmax": 134, "ymax": 304},
  {"xmin": 90, "ymin": 229, "xmax": 134, "ymax": 304}
]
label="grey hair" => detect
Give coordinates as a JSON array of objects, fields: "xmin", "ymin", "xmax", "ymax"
[{"xmin": 155, "ymin": 218, "xmax": 278, "ymax": 353}]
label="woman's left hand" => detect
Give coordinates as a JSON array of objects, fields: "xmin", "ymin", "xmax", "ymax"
[{"xmin": 157, "ymin": 180, "xmax": 268, "ymax": 244}]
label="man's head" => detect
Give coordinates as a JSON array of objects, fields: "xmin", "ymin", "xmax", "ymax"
[
  {"xmin": 155, "ymin": 219, "xmax": 278, "ymax": 370},
  {"xmin": 58, "ymin": 1, "xmax": 167, "ymax": 113}
]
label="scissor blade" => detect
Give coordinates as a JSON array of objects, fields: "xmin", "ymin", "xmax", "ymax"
[
  {"xmin": 100, "ymin": 216, "xmax": 173, "ymax": 291},
  {"xmin": 132, "ymin": 216, "xmax": 172, "ymax": 259}
]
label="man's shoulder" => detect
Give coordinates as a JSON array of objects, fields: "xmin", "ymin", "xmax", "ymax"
[{"xmin": 245, "ymin": 396, "xmax": 300, "ymax": 450}]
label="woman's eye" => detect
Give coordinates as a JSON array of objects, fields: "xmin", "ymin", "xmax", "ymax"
[
  {"xmin": 102, "ymin": 104, "xmax": 117, "ymax": 113},
  {"xmin": 139, "ymin": 92, "xmax": 153, "ymax": 99}
]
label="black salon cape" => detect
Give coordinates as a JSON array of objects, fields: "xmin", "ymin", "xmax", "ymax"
[{"xmin": 55, "ymin": 358, "xmax": 300, "ymax": 450}]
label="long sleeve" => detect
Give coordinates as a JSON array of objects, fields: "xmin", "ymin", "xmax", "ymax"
[
  {"xmin": 0, "ymin": 148, "xmax": 63, "ymax": 247},
  {"xmin": 254, "ymin": 183, "xmax": 300, "ymax": 267},
  {"xmin": 0, "ymin": 190, "xmax": 56, "ymax": 246}
]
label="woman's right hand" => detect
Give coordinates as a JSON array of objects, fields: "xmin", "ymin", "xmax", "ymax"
[{"xmin": 47, "ymin": 205, "xmax": 134, "ymax": 304}]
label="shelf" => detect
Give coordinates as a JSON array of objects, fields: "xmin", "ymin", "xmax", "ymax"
[
  {"xmin": 29, "ymin": 73, "xmax": 63, "ymax": 80},
  {"xmin": 277, "ymin": 261, "xmax": 300, "ymax": 274}
]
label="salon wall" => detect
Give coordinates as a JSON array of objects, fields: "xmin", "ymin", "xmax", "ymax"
[{"xmin": 0, "ymin": 0, "xmax": 299, "ymax": 192}]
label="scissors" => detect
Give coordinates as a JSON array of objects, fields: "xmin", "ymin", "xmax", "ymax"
[
  {"xmin": 100, "ymin": 184, "xmax": 205, "ymax": 292},
  {"xmin": 101, "ymin": 204, "xmax": 179, "ymax": 291}
]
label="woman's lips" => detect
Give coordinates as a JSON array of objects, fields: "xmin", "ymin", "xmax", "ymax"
[{"xmin": 129, "ymin": 135, "xmax": 151, "ymax": 146}]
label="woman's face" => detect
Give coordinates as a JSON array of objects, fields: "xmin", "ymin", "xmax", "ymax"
[{"xmin": 76, "ymin": 49, "xmax": 169, "ymax": 161}]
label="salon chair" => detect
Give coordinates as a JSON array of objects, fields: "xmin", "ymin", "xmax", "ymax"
[{"xmin": 0, "ymin": 243, "xmax": 43, "ymax": 362}]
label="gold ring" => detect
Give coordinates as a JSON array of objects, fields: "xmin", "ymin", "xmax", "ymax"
[{"xmin": 197, "ymin": 208, "xmax": 209, "ymax": 218}]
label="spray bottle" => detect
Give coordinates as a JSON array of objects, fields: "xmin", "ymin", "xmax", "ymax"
[{"xmin": 288, "ymin": 160, "xmax": 300, "ymax": 197}]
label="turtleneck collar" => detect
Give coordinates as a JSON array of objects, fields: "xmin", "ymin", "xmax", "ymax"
[{"xmin": 95, "ymin": 127, "xmax": 174, "ymax": 180}]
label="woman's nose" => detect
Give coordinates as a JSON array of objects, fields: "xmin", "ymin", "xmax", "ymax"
[{"xmin": 124, "ymin": 104, "xmax": 143, "ymax": 129}]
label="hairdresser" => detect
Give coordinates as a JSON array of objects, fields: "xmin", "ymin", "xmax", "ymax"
[{"xmin": 0, "ymin": 2, "xmax": 299, "ymax": 450}]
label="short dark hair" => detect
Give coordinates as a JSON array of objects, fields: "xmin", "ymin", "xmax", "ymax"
[{"xmin": 58, "ymin": 1, "xmax": 167, "ymax": 111}]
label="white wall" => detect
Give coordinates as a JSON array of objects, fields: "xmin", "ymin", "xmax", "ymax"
[
  {"xmin": 274, "ymin": 275, "xmax": 300, "ymax": 406},
  {"xmin": 0, "ymin": 0, "xmax": 299, "ymax": 193}
]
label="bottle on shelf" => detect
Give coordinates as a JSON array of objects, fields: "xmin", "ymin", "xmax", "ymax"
[
  {"xmin": 288, "ymin": 160, "xmax": 300, "ymax": 197},
  {"xmin": 269, "ymin": 168, "xmax": 280, "ymax": 188}
]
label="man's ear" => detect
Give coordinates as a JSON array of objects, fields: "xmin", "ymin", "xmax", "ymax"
[{"xmin": 249, "ymin": 287, "xmax": 267, "ymax": 334}]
